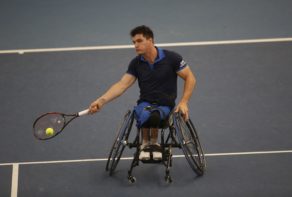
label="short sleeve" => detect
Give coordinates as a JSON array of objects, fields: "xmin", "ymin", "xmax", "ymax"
[
  {"xmin": 126, "ymin": 57, "xmax": 138, "ymax": 77},
  {"xmin": 170, "ymin": 52, "xmax": 188, "ymax": 72}
]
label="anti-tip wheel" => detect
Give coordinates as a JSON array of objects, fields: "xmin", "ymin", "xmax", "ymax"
[
  {"xmin": 165, "ymin": 175, "xmax": 173, "ymax": 183},
  {"xmin": 128, "ymin": 176, "xmax": 136, "ymax": 184}
]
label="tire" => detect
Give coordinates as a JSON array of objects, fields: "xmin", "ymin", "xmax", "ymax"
[
  {"xmin": 106, "ymin": 110, "xmax": 134, "ymax": 175},
  {"xmin": 174, "ymin": 112, "xmax": 206, "ymax": 176}
]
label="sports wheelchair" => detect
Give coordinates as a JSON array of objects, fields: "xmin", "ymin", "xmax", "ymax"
[{"xmin": 105, "ymin": 109, "xmax": 206, "ymax": 183}]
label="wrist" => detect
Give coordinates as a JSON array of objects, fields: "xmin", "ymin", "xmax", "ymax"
[
  {"xmin": 97, "ymin": 97, "xmax": 107, "ymax": 105},
  {"xmin": 179, "ymin": 100, "xmax": 188, "ymax": 105}
]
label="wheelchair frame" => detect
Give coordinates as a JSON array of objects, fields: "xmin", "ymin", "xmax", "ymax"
[{"xmin": 105, "ymin": 109, "xmax": 206, "ymax": 183}]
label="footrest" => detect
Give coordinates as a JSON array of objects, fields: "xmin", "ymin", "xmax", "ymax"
[{"xmin": 142, "ymin": 144, "xmax": 162, "ymax": 152}]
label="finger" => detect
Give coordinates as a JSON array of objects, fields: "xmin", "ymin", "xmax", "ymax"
[
  {"xmin": 182, "ymin": 111, "xmax": 187, "ymax": 121},
  {"xmin": 185, "ymin": 108, "xmax": 190, "ymax": 120},
  {"xmin": 184, "ymin": 112, "xmax": 189, "ymax": 121},
  {"xmin": 96, "ymin": 106, "xmax": 101, "ymax": 112},
  {"xmin": 180, "ymin": 109, "xmax": 188, "ymax": 121},
  {"xmin": 89, "ymin": 106, "xmax": 97, "ymax": 114}
]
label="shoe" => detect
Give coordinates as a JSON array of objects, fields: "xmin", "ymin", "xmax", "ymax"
[
  {"xmin": 153, "ymin": 151, "xmax": 162, "ymax": 160},
  {"xmin": 139, "ymin": 144, "xmax": 150, "ymax": 160},
  {"xmin": 151, "ymin": 143, "xmax": 162, "ymax": 160},
  {"xmin": 139, "ymin": 150, "xmax": 150, "ymax": 160}
]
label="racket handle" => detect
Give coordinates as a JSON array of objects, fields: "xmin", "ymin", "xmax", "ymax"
[{"xmin": 78, "ymin": 109, "xmax": 89, "ymax": 116}]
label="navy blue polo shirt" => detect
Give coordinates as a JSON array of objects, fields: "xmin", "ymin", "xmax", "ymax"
[{"xmin": 126, "ymin": 47, "xmax": 188, "ymax": 107}]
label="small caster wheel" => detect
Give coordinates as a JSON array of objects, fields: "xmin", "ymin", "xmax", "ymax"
[
  {"xmin": 165, "ymin": 175, "xmax": 172, "ymax": 183},
  {"xmin": 128, "ymin": 176, "xmax": 136, "ymax": 184}
]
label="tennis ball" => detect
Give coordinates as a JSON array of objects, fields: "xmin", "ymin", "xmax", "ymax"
[{"xmin": 45, "ymin": 127, "xmax": 54, "ymax": 136}]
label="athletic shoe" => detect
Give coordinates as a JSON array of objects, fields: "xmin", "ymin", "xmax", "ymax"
[
  {"xmin": 139, "ymin": 150, "xmax": 150, "ymax": 160},
  {"xmin": 139, "ymin": 143, "xmax": 150, "ymax": 160},
  {"xmin": 153, "ymin": 151, "xmax": 162, "ymax": 160},
  {"xmin": 152, "ymin": 143, "xmax": 162, "ymax": 160}
]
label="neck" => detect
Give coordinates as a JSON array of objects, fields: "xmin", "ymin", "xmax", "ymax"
[{"xmin": 143, "ymin": 46, "xmax": 157, "ymax": 64}]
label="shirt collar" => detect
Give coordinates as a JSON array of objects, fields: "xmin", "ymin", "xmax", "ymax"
[{"xmin": 140, "ymin": 47, "xmax": 165, "ymax": 63}]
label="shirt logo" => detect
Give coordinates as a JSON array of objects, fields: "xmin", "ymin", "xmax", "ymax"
[{"xmin": 180, "ymin": 60, "xmax": 187, "ymax": 69}]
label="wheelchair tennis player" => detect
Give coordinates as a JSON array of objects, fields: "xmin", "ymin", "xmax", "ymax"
[{"xmin": 89, "ymin": 25, "xmax": 196, "ymax": 161}]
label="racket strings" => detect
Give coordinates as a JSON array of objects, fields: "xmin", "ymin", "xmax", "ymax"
[{"xmin": 33, "ymin": 114, "xmax": 65, "ymax": 139}]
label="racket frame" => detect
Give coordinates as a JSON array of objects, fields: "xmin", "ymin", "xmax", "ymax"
[{"xmin": 33, "ymin": 109, "xmax": 89, "ymax": 140}]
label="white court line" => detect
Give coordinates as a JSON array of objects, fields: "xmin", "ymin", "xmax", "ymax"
[
  {"xmin": 3, "ymin": 150, "xmax": 292, "ymax": 197},
  {"xmin": 1, "ymin": 149, "xmax": 292, "ymax": 166},
  {"xmin": 11, "ymin": 164, "xmax": 19, "ymax": 197},
  {"xmin": 0, "ymin": 37, "xmax": 292, "ymax": 54}
]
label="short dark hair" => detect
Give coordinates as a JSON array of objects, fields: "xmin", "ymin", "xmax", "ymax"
[{"xmin": 130, "ymin": 25, "xmax": 154, "ymax": 39}]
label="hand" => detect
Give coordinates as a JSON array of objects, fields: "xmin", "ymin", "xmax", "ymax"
[
  {"xmin": 175, "ymin": 101, "xmax": 189, "ymax": 121},
  {"xmin": 89, "ymin": 99, "xmax": 104, "ymax": 114}
]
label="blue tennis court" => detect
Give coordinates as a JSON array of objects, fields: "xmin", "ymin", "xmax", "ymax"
[{"xmin": 1, "ymin": 1, "xmax": 292, "ymax": 197}]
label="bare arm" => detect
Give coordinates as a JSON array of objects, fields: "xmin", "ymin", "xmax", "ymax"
[
  {"xmin": 175, "ymin": 66, "xmax": 196, "ymax": 120},
  {"xmin": 89, "ymin": 73, "xmax": 136, "ymax": 113}
]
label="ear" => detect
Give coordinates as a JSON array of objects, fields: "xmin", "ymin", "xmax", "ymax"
[{"xmin": 147, "ymin": 37, "xmax": 154, "ymax": 44}]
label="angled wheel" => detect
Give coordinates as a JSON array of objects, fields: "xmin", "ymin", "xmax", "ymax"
[
  {"xmin": 106, "ymin": 110, "xmax": 134, "ymax": 175},
  {"xmin": 174, "ymin": 112, "xmax": 206, "ymax": 176}
]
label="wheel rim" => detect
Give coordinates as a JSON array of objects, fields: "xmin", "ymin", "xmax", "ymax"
[
  {"xmin": 106, "ymin": 110, "xmax": 134, "ymax": 174},
  {"xmin": 174, "ymin": 113, "xmax": 206, "ymax": 175}
]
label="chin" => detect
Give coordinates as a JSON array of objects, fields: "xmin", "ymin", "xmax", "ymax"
[{"xmin": 136, "ymin": 51, "xmax": 144, "ymax": 55}]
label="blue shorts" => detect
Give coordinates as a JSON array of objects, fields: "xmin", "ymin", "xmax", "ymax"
[{"xmin": 134, "ymin": 101, "xmax": 172, "ymax": 128}]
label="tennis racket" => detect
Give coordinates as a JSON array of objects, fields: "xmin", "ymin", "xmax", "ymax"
[{"xmin": 33, "ymin": 109, "xmax": 89, "ymax": 140}]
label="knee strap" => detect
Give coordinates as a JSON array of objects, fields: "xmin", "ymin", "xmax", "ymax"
[
  {"xmin": 141, "ymin": 111, "xmax": 161, "ymax": 128},
  {"xmin": 134, "ymin": 102, "xmax": 171, "ymax": 128}
]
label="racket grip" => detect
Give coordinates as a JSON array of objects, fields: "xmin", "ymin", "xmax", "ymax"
[{"xmin": 78, "ymin": 109, "xmax": 89, "ymax": 116}]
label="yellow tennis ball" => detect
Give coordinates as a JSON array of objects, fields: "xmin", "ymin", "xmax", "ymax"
[{"xmin": 45, "ymin": 127, "xmax": 54, "ymax": 136}]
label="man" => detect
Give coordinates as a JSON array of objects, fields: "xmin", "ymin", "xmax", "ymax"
[{"xmin": 89, "ymin": 25, "xmax": 196, "ymax": 160}]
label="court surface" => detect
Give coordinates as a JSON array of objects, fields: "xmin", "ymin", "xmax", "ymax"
[{"xmin": 1, "ymin": 1, "xmax": 292, "ymax": 197}]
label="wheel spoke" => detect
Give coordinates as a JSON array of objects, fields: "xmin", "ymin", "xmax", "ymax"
[
  {"xmin": 174, "ymin": 112, "xmax": 206, "ymax": 176},
  {"xmin": 106, "ymin": 110, "xmax": 134, "ymax": 175}
]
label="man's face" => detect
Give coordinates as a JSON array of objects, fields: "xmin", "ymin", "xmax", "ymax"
[{"xmin": 132, "ymin": 34, "xmax": 153, "ymax": 55}]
